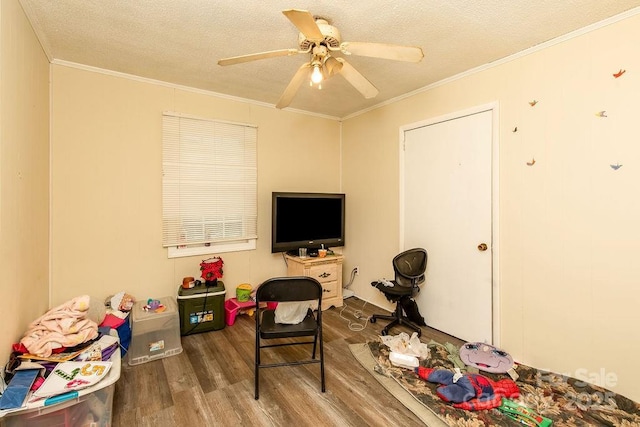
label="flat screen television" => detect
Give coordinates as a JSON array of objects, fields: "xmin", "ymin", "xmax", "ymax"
[{"xmin": 271, "ymin": 192, "xmax": 345, "ymax": 254}]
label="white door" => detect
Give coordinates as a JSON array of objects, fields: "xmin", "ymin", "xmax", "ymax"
[{"xmin": 402, "ymin": 108, "xmax": 494, "ymax": 343}]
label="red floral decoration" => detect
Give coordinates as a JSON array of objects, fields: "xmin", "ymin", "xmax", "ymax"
[{"xmin": 200, "ymin": 257, "xmax": 224, "ymax": 281}]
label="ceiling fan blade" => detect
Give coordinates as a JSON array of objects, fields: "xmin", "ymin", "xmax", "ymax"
[
  {"xmin": 340, "ymin": 42, "xmax": 424, "ymax": 63},
  {"xmin": 336, "ymin": 58, "xmax": 378, "ymax": 99},
  {"xmin": 276, "ymin": 63, "xmax": 311, "ymax": 109},
  {"xmin": 282, "ymin": 9, "xmax": 324, "ymax": 43},
  {"xmin": 324, "ymin": 56, "xmax": 343, "ymax": 77},
  {"xmin": 218, "ymin": 49, "xmax": 299, "ymax": 66}
]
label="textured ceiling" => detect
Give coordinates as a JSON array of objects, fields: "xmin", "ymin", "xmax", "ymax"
[{"xmin": 19, "ymin": 0, "xmax": 640, "ymax": 118}]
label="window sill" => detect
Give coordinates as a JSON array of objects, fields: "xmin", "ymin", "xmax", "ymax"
[{"xmin": 167, "ymin": 239, "xmax": 256, "ymax": 258}]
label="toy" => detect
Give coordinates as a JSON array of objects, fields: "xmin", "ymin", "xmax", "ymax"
[
  {"xmin": 108, "ymin": 292, "xmax": 135, "ymax": 312},
  {"xmin": 497, "ymin": 398, "xmax": 553, "ymax": 426},
  {"xmin": 416, "ymin": 367, "xmax": 519, "ymax": 411},
  {"xmin": 459, "ymin": 342, "xmax": 514, "ymax": 374},
  {"xmin": 200, "ymin": 257, "xmax": 224, "ymax": 282},
  {"xmin": 143, "ymin": 299, "xmax": 166, "ymax": 313}
]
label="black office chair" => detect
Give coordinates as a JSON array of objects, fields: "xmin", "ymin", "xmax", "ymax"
[
  {"xmin": 370, "ymin": 248, "xmax": 428, "ymax": 337},
  {"xmin": 254, "ymin": 276, "xmax": 325, "ymax": 400}
]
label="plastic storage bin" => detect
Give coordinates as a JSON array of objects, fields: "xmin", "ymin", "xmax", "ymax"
[
  {"xmin": 128, "ymin": 297, "xmax": 182, "ymax": 366},
  {"xmin": 177, "ymin": 281, "xmax": 226, "ymax": 335},
  {"xmin": 0, "ymin": 335, "xmax": 121, "ymax": 427}
]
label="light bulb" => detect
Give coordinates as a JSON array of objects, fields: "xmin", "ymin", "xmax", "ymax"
[{"xmin": 311, "ymin": 65, "xmax": 323, "ymax": 84}]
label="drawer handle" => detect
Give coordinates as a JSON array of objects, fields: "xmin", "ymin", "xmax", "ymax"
[
  {"xmin": 318, "ymin": 272, "xmax": 331, "ymax": 279},
  {"xmin": 323, "ymin": 289, "xmax": 330, "ymax": 293}
]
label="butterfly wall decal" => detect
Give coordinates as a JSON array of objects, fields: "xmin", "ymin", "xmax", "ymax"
[{"xmin": 613, "ymin": 69, "xmax": 626, "ymax": 78}]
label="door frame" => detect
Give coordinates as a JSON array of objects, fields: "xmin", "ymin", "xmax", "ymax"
[{"xmin": 398, "ymin": 102, "xmax": 501, "ymax": 345}]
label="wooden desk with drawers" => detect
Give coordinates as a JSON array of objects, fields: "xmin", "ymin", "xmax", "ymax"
[{"xmin": 285, "ymin": 254, "xmax": 344, "ymax": 310}]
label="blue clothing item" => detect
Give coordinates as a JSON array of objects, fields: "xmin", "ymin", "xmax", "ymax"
[
  {"xmin": 427, "ymin": 370, "xmax": 476, "ymax": 402},
  {"xmin": 0, "ymin": 369, "xmax": 39, "ymax": 409},
  {"xmin": 425, "ymin": 370, "xmax": 495, "ymax": 403}
]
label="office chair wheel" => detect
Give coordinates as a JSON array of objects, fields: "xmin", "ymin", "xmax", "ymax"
[
  {"xmin": 380, "ymin": 328, "xmax": 388, "ymax": 336},
  {"xmin": 369, "ymin": 317, "xmax": 377, "ymax": 323}
]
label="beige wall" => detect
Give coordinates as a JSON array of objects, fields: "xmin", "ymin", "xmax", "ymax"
[
  {"xmin": 7, "ymin": 0, "xmax": 640, "ymax": 405},
  {"xmin": 342, "ymin": 13, "xmax": 640, "ymax": 402},
  {"xmin": 0, "ymin": 0, "xmax": 50, "ymax": 364},
  {"xmin": 50, "ymin": 65, "xmax": 341, "ymax": 305}
]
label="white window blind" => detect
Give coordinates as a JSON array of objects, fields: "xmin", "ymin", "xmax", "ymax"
[{"xmin": 162, "ymin": 112, "xmax": 257, "ymax": 256}]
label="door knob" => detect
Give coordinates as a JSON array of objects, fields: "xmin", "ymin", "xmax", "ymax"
[{"xmin": 477, "ymin": 243, "xmax": 488, "ymax": 251}]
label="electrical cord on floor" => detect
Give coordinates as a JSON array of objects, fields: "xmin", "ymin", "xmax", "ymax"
[
  {"xmin": 343, "ymin": 267, "xmax": 357, "ymax": 291},
  {"xmin": 339, "ymin": 298, "xmax": 370, "ymax": 332}
]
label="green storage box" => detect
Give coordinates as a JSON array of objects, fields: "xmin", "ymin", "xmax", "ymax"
[{"xmin": 177, "ymin": 281, "xmax": 226, "ymax": 335}]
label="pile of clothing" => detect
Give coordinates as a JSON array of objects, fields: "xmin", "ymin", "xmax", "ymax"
[
  {"xmin": 3, "ymin": 293, "xmax": 133, "ymax": 403},
  {"xmin": 17, "ymin": 295, "xmax": 102, "ymax": 358}
]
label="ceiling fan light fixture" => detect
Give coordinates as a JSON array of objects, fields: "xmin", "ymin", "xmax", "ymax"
[
  {"xmin": 311, "ymin": 64, "xmax": 323, "ymax": 84},
  {"xmin": 221, "ymin": 9, "xmax": 420, "ymax": 108}
]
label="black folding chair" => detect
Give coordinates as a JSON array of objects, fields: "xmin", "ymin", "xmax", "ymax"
[{"xmin": 254, "ymin": 276, "xmax": 325, "ymax": 399}]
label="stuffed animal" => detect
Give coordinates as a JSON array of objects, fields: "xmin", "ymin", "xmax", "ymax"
[{"xmin": 416, "ymin": 367, "xmax": 519, "ymax": 411}]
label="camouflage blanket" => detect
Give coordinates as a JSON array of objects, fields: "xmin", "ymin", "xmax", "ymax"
[{"xmin": 368, "ymin": 340, "xmax": 640, "ymax": 427}]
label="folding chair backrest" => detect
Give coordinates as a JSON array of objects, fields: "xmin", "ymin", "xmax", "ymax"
[{"xmin": 256, "ymin": 276, "xmax": 323, "ymax": 304}]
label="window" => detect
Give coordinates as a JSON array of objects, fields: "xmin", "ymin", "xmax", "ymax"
[{"xmin": 162, "ymin": 112, "xmax": 257, "ymax": 258}]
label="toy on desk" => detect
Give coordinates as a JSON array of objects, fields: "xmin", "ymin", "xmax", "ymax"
[{"xmin": 143, "ymin": 299, "xmax": 166, "ymax": 313}]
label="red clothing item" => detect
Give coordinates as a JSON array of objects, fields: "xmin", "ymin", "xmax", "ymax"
[
  {"xmin": 452, "ymin": 380, "xmax": 519, "ymax": 411},
  {"xmin": 417, "ymin": 367, "xmax": 519, "ymax": 411},
  {"xmin": 12, "ymin": 343, "xmax": 68, "ymax": 355}
]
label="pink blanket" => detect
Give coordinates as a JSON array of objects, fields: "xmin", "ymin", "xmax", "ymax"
[{"xmin": 20, "ymin": 295, "xmax": 98, "ymax": 357}]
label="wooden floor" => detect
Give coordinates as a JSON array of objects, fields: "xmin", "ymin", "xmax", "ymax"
[{"xmin": 112, "ymin": 297, "xmax": 462, "ymax": 426}]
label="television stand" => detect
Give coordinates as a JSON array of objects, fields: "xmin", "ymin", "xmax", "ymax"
[{"xmin": 285, "ymin": 253, "xmax": 344, "ymax": 311}]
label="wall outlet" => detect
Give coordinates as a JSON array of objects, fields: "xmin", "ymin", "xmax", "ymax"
[{"xmin": 354, "ymin": 266, "xmax": 360, "ymax": 275}]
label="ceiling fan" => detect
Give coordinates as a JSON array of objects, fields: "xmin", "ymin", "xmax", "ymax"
[{"xmin": 217, "ymin": 9, "xmax": 424, "ymax": 109}]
